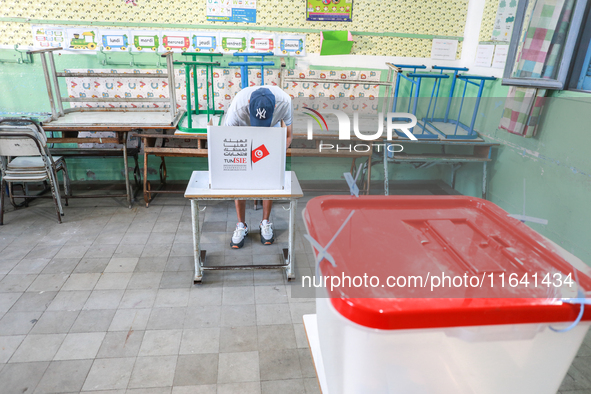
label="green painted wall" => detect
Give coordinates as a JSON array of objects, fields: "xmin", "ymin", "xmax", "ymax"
[{"xmin": 452, "ymin": 84, "xmax": 591, "ymax": 265}]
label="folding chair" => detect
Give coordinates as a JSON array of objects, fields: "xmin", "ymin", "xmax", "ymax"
[{"xmin": 0, "ymin": 118, "xmax": 70, "ymax": 224}]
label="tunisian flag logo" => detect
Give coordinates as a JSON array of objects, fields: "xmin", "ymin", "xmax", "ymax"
[{"xmin": 252, "ymin": 144, "xmax": 270, "ymax": 163}]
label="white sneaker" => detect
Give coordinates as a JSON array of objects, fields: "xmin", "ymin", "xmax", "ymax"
[
  {"xmin": 260, "ymin": 220, "xmax": 274, "ymax": 245},
  {"xmin": 231, "ymin": 222, "xmax": 248, "ymax": 249}
]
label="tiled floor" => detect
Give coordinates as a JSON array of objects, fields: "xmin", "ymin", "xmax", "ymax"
[{"xmin": 0, "ymin": 191, "xmax": 590, "ymax": 394}]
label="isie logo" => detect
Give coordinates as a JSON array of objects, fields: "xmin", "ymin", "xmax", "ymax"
[{"xmin": 224, "ymin": 143, "xmax": 270, "ymax": 165}]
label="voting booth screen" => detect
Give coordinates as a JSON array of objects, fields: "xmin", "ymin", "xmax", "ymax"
[{"xmin": 207, "ymin": 126, "xmax": 286, "ymax": 190}]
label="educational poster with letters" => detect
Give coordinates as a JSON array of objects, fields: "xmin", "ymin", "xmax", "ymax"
[
  {"xmin": 278, "ymin": 35, "xmax": 306, "ymax": 56},
  {"xmin": 63, "ymin": 68, "xmax": 170, "ymax": 111},
  {"xmin": 63, "ymin": 67, "xmax": 383, "ymax": 115},
  {"xmin": 306, "ymin": 0, "xmax": 353, "ymax": 22},
  {"xmin": 207, "ymin": 126, "xmax": 286, "ymax": 190},
  {"xmin": 31, "ymin": 25, "xmax": 65, "ymax": 48},
  {"xmin": 248, "ymin": 33, "xmax": 276, "ymax": 54},
  {"xmin": 219, "ymin": 32, "xmax": 249, "ymax": 54},
  {"xmin": 161, "ymin": 31, "xmax": 191, "ymax": 52},
  {"xmin": 206, "ymin": 0, "xmax": 257, "ymax": 23},
  {"xmin": 284, "ymin": 69, "xmax": 383, "ymax": 115},
  {"xmin": 130, "ymin": 30, "xmax": 161, "ymax": 52},
  {"xmin": 191, "ymin": 31, "xmax": 218, "ymax": 52},
  {"xmin": 65, "ymin": 27, "xmax": 99, "ymax": 51},
  {"xmin": 491, "ymin": 0, "xmax": 517, "ymax": 42},
  {"xmin": 98, "ymin": 30, "xmax": 130, "ymax": 52}
]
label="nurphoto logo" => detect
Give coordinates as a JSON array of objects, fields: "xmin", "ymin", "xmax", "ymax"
[{"xmin": 302, "ymin": 107, "xmax": 417, "ymax": 153}]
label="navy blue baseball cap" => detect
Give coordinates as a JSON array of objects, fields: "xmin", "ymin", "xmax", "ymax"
[{"xmin": 249, "ymin": 87, "xmax": 276, "ymax": 127}]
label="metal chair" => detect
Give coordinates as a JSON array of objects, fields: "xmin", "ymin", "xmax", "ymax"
[{"xmin": 0, "ymin": 118, "xmax": 70, "ymax": 224}]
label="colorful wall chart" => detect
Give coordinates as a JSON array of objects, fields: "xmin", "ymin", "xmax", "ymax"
[
  {"xmin": 249, "ymin": 33, "xmax": 275, "ymax": 53},
  {"xmin": 279, "ymin": 35, "xmax": 306, "ymax": 56},
  {"xmin": 30, "ymin": 27, "xmax": 306, "ymax": 56},
  {"xmin": 192, "ymin": 32, "xmax": 218, "ymax": 52},
  {"xmin": 491, "ymin": 0, "xmax": 517, "ymax": 42},
  {"xmin": 131, "ymin": 30, "xmax": 160, "ymax": 52},
  {"xmin": 306, "ymin": 0, "xmax": 353, "ymax": 22},
  {"xmin": 31, "ymin": 25, "xmax": 65, "ymax": 48},
  {"xmin": 65, "ymin": 28, "xmax": 99, "ymax": 51},
  {"xmin": 206, "ymin": 0, "xmax": 257, "ymax": 23},
  {"xmin": 219, "ymin": 32, "xmax": 248, "ymax": 53},
  {"xmin": 161, "ymin": 31, "xmax": 191, "ymax": 52},
  {"xmin": 99, "ymin": 30, "xmax": 130, "ymax": 51},
  {"xmin": 3, "ymin": 0, "xmax": 469, "ymax": 58}
]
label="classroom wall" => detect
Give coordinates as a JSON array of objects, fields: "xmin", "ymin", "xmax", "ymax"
[
  {"xmin": 2, "ymin": 0, "xmax": 591, "ymax": 266},
  {"xmin": 0, "ymin": 0, "xmax": 468, "ymax": 58},
  {"xmin": 0, "ymin": 0, "xmax": 479, "ymax": 184},
  {"xmin": 449, "ymin": 85, "xmax": 591, "ymax": 265}
]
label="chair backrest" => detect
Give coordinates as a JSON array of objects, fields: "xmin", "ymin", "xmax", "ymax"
[{"xmin": 0, "ymin": 124, "xmax": 47, "ymax": 157}]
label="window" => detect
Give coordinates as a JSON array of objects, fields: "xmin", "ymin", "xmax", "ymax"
[
  {"xmin": 502, "ymin": 0, "xmax": 589, "ymax": 90},
  {"xmin": 566, "ymin": 6, "xmax": 591, "ymax": 90}
]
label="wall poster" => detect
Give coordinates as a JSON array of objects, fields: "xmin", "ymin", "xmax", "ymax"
[
  {"xmin": 491, "ymin": 0, "xmax": 517, "ymax": 42},
  {"xmin": 306, "ymin": 0, "xmax": 353, "ymax": 22},
  {"xmin": 206, "ymin": 0, "xmax": 257, "ymax": 23},
  {"xmin": 32, "ymin": 25, "xmax": 65, "ymax": 48}
]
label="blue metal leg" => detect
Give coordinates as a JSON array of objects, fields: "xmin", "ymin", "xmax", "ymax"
[
  {"xmin": 431, "ymin": 77, "xmax": 442, "ymax": 121},
  {"xmin": 425, "ymin": 78, "xmax": 438, "ymax": 122},
  {"xmin": 392, "ymin": 75, "xmax": 400, "ymax": 112},
  {"xmin": 412, "ymin": 77, "xmax": 421, "ymax": 134},
  {"xmin": 445, "ymin": 71, "xmax": 459, "ymax": 123},
  {"xmin": 241, "ymin": 65, "xmax": 248, "ymax": 89},
  {"xmin": 454, "ymin": 82, "xmax": 468, "ymax": 136},
  {"xmin": 468, "ymin": 80, "xmax": 485, "ymax": 136}
]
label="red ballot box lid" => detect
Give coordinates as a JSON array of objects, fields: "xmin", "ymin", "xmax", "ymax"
[{"xmin": 303, "ymin": 195, "xmax": 591, "ymax": 330}]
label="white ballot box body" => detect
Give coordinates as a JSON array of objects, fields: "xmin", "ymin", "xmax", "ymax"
[
  {"xmin": 207, "ymin": 125, "xmax": 286, "ymax": 190},
  {"xmin": 316, "ymin": 296, "xmax": 590, "ymax": 394}
]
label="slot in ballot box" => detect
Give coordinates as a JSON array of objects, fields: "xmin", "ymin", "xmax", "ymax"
[{"xmin": 207, "ymin": 125, "xmax": 286, "ymax": 190}]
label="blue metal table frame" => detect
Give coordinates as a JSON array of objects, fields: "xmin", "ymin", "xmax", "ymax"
[
  {"xmin": 386, "ymin": 63, "xmax": 497, "ymax": 140},
  {"xmin": 381, "ymin": 139, "xmax": 499, "ymax": 199},
  {"xmin": 228, "ymin": 52, "xmax": 275, "ymax": 88}
]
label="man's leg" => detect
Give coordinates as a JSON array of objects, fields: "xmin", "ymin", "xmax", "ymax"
[
  {"xmin": 260, "ymin": 200, "xmax": 275, "ymax": 245},
  {"xmin": 262, "ymin": 200, "xmax": 273, "ymax": 221},
  {"xmin": 231, "ymin": 200, "xmax": 248, "ymax": 249},
  {"xmin": 235, "ymin": 200, "xmax": 246, "ymax": 223}
]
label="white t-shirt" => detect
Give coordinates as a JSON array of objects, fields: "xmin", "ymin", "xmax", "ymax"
[{"xmin": 224, "ymin": 85, "xmax": 292, "ymax": 127}]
